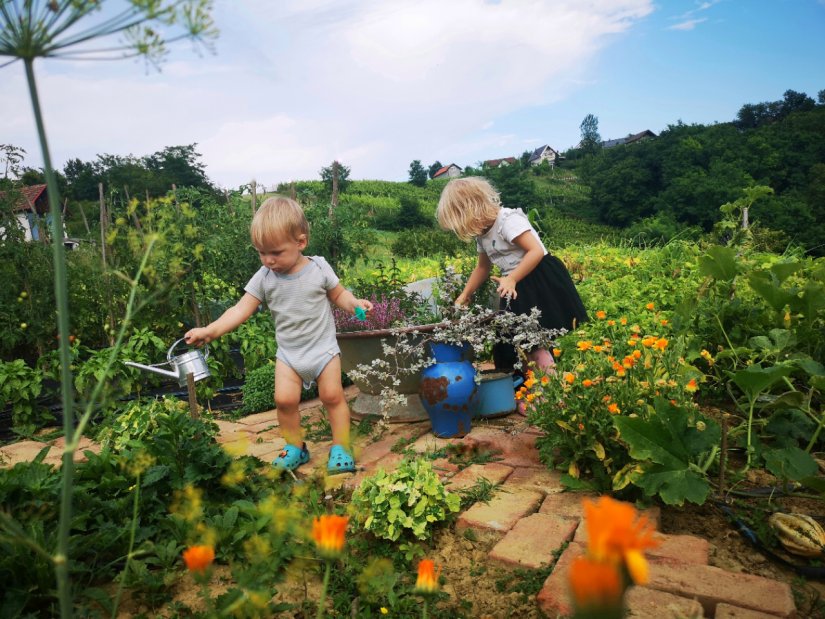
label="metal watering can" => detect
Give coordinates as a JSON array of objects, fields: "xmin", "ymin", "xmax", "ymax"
[{"xmin": 124, "ymin": 338, "xmax": 210, "ymax": 387}]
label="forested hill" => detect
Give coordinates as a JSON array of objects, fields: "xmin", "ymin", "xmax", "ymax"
[{"xmin": 577, "ymin": 90, "xmax": 825, "ymax": 255}]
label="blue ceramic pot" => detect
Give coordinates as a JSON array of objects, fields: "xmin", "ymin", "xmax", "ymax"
[{"xmin": 419, "ymin": 342, "xmax": 477, "ymax": 438}]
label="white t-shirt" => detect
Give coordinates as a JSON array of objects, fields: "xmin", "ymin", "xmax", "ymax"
[{"xmin": 475, "ymin": 208, "xmax": 547, "ymax": 275}]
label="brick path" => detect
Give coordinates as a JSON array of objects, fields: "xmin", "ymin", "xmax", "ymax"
[{"xmin": 0, "ymin": 386, "xmax": 797, "ymax": 618}]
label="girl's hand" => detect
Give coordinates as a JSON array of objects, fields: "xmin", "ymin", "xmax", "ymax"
[
  {"xmin": 184, "ymin": 327, "xmax": 211, "ymax": 346},
  {"xmin": 491, "ymin": 275, "xmax": 518, "ymax": 300}
]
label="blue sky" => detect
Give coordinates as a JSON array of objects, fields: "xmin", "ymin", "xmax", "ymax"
[{"xmin": 2, "ymin": 0, "xmax": 824, "ymax": 190}]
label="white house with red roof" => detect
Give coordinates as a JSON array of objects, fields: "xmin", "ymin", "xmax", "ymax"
[{"xmin": 432, "ymin": 163, "xmax": 462, "ymax": 179}]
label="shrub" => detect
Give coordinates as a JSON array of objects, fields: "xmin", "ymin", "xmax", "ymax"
[
  {"xmin": 350, "ymin": 458, "xmax": 461, "ymax": 541},
  {"xmin": 239, "ymin": 363, "xmax": 275, "ymax": 415},
  {"xmin": 391, "ymin": 228, "xmax": 468, "ymax": 258}
]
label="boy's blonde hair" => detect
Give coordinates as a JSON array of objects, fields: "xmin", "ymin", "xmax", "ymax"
[
  {"xmin": 250, "ymin": 196, "xmax": 309, "ymax": 247},
  {"xmin": 436, "ymin": 177, "xmax": 501, "ymax": 241}
]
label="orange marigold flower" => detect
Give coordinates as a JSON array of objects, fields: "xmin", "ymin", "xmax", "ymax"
[
  {"xmin": 577, "ymin": 340, "xmax": 593, "ymax": 352},
  {"xmin": 582, "ymin": 379, "xmax": 593, "ymax": 388},
  {"xmin": 569, "ymin": 556, "xmax": 623, "ymax": 612},
  {"xmin": 183, "ymin": 545, "xmax": 215, "ymax": 574},
  {"xmin": 654, "ymin": 338, "xmax": 668, "ymax": 351},
  {"xmin": 593, "ymin": 345, "xmax": 604, "ymax": 353},
  {"xmin": 620, "ymin": 317, "xmax": 628, "ymax": 325},
  {"xmin": 311, "ymin": 514, "xmax": 349, "ymax": 558},
  {"xmin": 645, "ymin": 302, "xmax": 655, "ymax": 311},
  {"xmin": 607, "ymin": 320, "xmax": 616, "ymax": 327},
  {"xmin": 685, "ymin": 379, "xmax": 698, "ymax": 393},
  {"xmin": 583, "ymin": 496, "xmax": 658, "ymax": 584},
  {"xmin": 596, "ymin": 310, "xmax": 607, "ymax": 320},
  {"xmin": 641, "ymin": 336, "xmax": 656, "ymax": 348},
  {"xmin": 607, "ymin": 403, "xmax": 621, "ymax": 414},
  {"xmin": 415, "ymin": 559, "xmax": 440, "ymax": 593},
  {"xmin": 541, "ymin": 375, "xmax": 550, "ymax": 385},
  {"xmin": 632, "ymin": 349, "xmax": 642, "ymax": 360},
  {"xmin": 552, "ymin": 348, "xmax": 562, "ymax": 357},
  {"xmin": 563, "ymin": 372, "xmax": 575, "ymax": 384}
]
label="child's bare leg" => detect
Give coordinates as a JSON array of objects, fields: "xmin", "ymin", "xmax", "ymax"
[
  {"xmin": 528, "ymin": 348, "xmax": 555, "ymax": 374},
  {"xmin": 274, "ymin": 360, "xmax": 304, "ymax": 447},
  {"xmin": 316, "ymin": 356, "xmax": 351, "ymax": 447}
]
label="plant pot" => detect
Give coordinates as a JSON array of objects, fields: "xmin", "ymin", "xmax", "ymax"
[
  {"xmin": 475, "ymin": 370, "xmax": 524, "ymax": 418},
  {"xmin": 336, "ymin": 323, "xmax": 439, "ymax": 423},
  {"xmin": 419, "ymin": 342, "xmax": 477, "ymax": 438}
]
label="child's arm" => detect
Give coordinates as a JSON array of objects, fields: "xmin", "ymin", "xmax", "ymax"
[
  {"xmin": 490, "ymin": 231, "xmax": 545, "ymax": 299},
  {"xmin": 184, "ymin": 293, "xmax": 261, "ymax": 345},
  {"xmin": 327, "ymin": 284, "xmax": 374, "ymax": 315},
  {"xmin": 455, "ymin": 253, "xmax": 492, "ymax": 306}
]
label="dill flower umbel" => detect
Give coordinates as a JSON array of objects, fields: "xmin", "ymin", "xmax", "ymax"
[{"xmin": 311, "ymin": 514, "xmax": 349, "ymax": 558}]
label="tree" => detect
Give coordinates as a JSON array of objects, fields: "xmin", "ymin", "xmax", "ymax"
[
  {"xmin": 0, "ymin": 144, "xmax": 26, "ymax": 181},
  {"xmin": 579, "ymin": 113, "xmax": 601, "ymax": 156},
  {"xmin": 320, "ymin": 160, "xmax": 351, "ymax": 195},
  {"xmin": 408, "ymin": 160, "xmax": 428, "ymax": 187},
  {"xmin": 63, "ymin": 158, "xmax": 99, "ymax": 201},
  {"xmin": 144, "ymin": 144, "xmax": 214, "ymax": 193},
  {"xmin": 428, "ymin": 161, "xmax": 443, "ymax": 179}
]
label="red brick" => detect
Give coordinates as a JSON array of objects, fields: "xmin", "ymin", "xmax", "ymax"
[
  {"xmin": 625, "ymin": 586, "xmax": 704, "ymax": 618},
  {"xmin": 715, "ymin": 602, "xmax": 786, "ymax": 619},
  {"xmin": 488, "ymin": 513, "xmax": 578, "ymax": 569},
  {"xmin": 445, "ymin": 462, "xmax": 513, "ymax": 491},
  {"xmin": 430, "ymin": 458, "xmax": 460, "ymax": 476},
  {"xmin": 536, "ymin": 541, "xmax": 585, "ymax": 617},
  {"xmin": 235, "ymin": 410, "xmax": 279, "ymax": 426},
  {"xmin": 573, "ymin": 528, "xmax": 709, "ymax": 565},
  {"xmin": 342, "ymin": 453, "xmax": 406, "ymax": 491},
  {"xmin": 500, "ymin": 466, "xmax": 564, "ymax": 495},
  {"xmin": 408, "ymin": 433, "xmax": 463, "ymax": 455},
  {"xmin": 0, "ymin": 440, "xmax": 53, "ymax": 467},
  {"xmin": 462, "ymin": 425, "xmax": 544, "ymax": 467},
  {"xmin": 538, "ymin": 491, "xmax": 598, "ymax": 520},
  {"xmin": 647, "ymin": 556, "xmax": 796, "ymax": 618},
  {"xmin": 456, "ymin": 488, "xmax": 543, "ymax": 536}
]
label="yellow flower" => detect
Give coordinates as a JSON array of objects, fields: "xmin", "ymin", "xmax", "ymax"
[
  {"xmin": 645, "ymin": 302, "xmax": 655, "ymax": 311},
  {"xmin": 182, "ymin": 545, "xmax": 215, "ymax": 574},
  {"xmin": 415, "ymin": 559, "xmax": 440, "ymax": 593},
  {"xmin": 620, "ymin": 317, "xmax": 628, "ymax": 325},
  {"xmin": 311, "ymin": 514, "xmax": 349, "ymax": 559},
  {"xmin": 596, "ymin": 310, "xmax": 607, "ymax": 320},
  {"xmin": 607, "ymin": 403, "xmax": 621, "ymax": 414},
  {"xmin": 563, "ymin": 372, "xmax": 576, "ymax": 385},
  {"xmin": 593, "ymin": 345, "xmax": 604, "ymax": 353},
  {"xmin": 700, "ymin": 349, "xmax": 714, "ymax": 366},
  {"xmin": 380, "ymin": 608, "xmax": 389, "ymax": 615},
  {"xmin": 552, "ymin": 348, "xmax": 562, "ymax": 357},
  {"xmin": 541, "ymin": 375, "xmax": 550, "ymax": 385},
  {"xmin": 577, "ymin": 340, "xmax": 593, "ymax": 352},
  {"xmin": 526, "ymin": 393, "xmax": 536, "ymax": 402},
  {"xmin": 685, "ymin": 379, "xmax": 698, "ymax": 393},
  {"xmin": 607, "ymin": 320, "xmax": 616, "ymax": 327},
  {"xmin": 569, "ymin": 556, "xmax": 623, "ymax": 612},
  {"xmin": 627, "ymin": 339, "xmax": 638, "ymax": 347}
]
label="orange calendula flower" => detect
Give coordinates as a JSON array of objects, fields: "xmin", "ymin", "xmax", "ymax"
[
  {"xmin": 660, "ymin": 319, "xmax": 669, "ymax": 326},
  {"xmin": 654, "ymin": 338, "xmax": 668, "ymax": 351},
  {"xmin": 582, "ymin": 379, "xmax": 593, "ymax": 388},
  {"xmin": 645, "ymin": 302, "xmax": 655, "ymax": 311},
  {"xmin": 311, "ymin": 514, "xmax": 349, "ymax": 558},
  {"xmin": 183, "ymin": 545, "xmax": 215, "ymax": 574},
  {"xmin": 627, "ymin": 339, "xmax": 638, "ymax": 347},
  {"xmin": 607, "ymin": 403, "xmax": 621, "ymax": 414},
  {"xmin": 515, "ymin": 390, "xmax": 524, "ymax": 400},
  {"xmin": 620, "ymin": 317, "xmax": 628, "ymax": 326},
  {"xmin": 607, "ymin": 320, "xmax": 616, "ymax": 327},
  {"xmin": 552, "ymin": 348, "xmax": 562, "ymax": 358},
  {"xmin": 622, "ymin": 356, "xmax": 635, "ymax": 369},
  {"xmin": 685, "ymin": 379, "xmax": 698, "ymax": 393},
  {"xmin": 524, "ymin": 377, "xmax": 537, "ymax": 389},
  {"xmin": 569, "ymin": 555, "xmax": 623, "ymax": 612},
  {"xmin": 583, "ymin": 496, "xmax": 658, "ymax": 585},
  {"xmin": 526, "ymin": 393, "xmax": 536, "ymax": 402},
  {"xmin": 593, "ymin": 345, "xmax": 604, "ymax": 353},
  {"xmin": 641, "ymin": 336, "xmax": 656, "ymax": 348},
  {"xmin": 541, "ymin": 375, "xmax": 550, "ymax": 385},
  {"xmin": 596, "ymin": 310, "xmax": 607, "ymax": 320},
  {"xmin": 415, "ymin": 559, "xmax": 440, "ymax": 593},
  {"xmin": 577, "ymin": 340, "xmax": 593, "ymax": 352},
  {"xmin": 563, "ymin": 372, "xmax": 576, "ymax": 384},
  {"xmin": 632, "ymin": 349, "xmax": 642, "ymax": 360}
]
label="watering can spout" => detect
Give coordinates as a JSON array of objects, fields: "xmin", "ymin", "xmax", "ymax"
[{"xmin": 124, "ymin": 361, "xmax": 179, "ymax": 380}]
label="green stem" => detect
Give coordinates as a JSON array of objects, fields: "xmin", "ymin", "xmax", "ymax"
[
  {"xmin": 23, "ymin": 56, "xmax": 75, "ymax": 619},
  {"xmin": 699, "ymin": 445, "xmax": 719, "ymax": 474},
  {"xmin": 423, "ymin": 598, "xmax": 428, "ymax": 619},
  {"xmin": 111, "ymin": 473, "xmax": 141, "ymax": 619},
  {"xmin": 744, "ymin": 397, "xmax": 756, "ymax": 471},
  {"xmin": 714, "ymin": 313, "xmax": 739, "ymax": 365},
  {"xmin": 316, "ymin": 561, "xmax": 331, "ymax": 619}
]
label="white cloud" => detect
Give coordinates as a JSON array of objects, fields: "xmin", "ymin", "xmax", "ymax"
[
  {"xmin": 1, "ymin": 0, "xmax": 654, "ymax": 187},
  {"xmin": 668, "ymin": 18, "xmax": 707, "ymax": 31}
]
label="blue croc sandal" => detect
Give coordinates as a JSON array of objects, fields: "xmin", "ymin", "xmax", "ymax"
[
  {"xmin": 272, "ymin": 443, "xmax": 310, "ymax": 472},
  {"xmin": 327, "ymin": 445, "xmax": 356, "ymax": 475}
]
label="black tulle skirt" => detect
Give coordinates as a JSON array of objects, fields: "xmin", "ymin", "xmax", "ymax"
[{"xmin": 493, "ymin": 253, "xmax": 588, "ymax": 370}]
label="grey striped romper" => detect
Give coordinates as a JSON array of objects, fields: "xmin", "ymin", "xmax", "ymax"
[{"xmin": 245, "ymin": 256, "xmax": 341, "ymax": 389}]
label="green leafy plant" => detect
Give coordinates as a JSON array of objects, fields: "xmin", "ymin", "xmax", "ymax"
[
  {"xmin": 239, "ymin": 363, "xmax": 275, "ymax": 415},
  {"xmin": 0, "ymin": 359, "xmax": 50, "ymax": 435},
  {"xmin": 350, "ymin": 458, "xmax": 460, "ymax": 541}
]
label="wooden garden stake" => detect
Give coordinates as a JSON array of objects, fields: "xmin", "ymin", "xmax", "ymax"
[
  {"xmin": 250, "ymin": 179, "xmax": 257, "ymax": 219},
  {"xmin": 98, "ymin": 182, "xmax": 107, "ymax": 268},
  {"xmin": 186, "ymin": 372, "xmax": 200, "ymax": 419},
  {"xmin": 718, "ymin": 413, "xmax": 729, "ymax": 497},
  {"xmin": 77, "ymin": 201, "xmax": 90, "ymax": 235}
]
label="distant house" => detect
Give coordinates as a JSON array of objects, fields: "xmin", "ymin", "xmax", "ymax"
[
  {"xmin": 527, "ymin": 145, "xmax": 559, "ymax": 167},
  {"xmin": 0, "ymin": 184, "xmax": 76, "ymax": 247},
  {"xmin": 601, "ymin": 130, "xmax": 657, "ymax": 149},
  {"xmin": 483, "ymin": 157, "xmax": 517, "ymax": 168},
  {"xmin": 432, "ymin": 163, "xmax": 462, "ymax": 179}
]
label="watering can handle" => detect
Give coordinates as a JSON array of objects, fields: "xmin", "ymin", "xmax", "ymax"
[
  {"xmin": 513, "ymin": 375, "xmax": 525, "ymax": 389},
  {"xmin": 167, "ymin": 337, "xmax": 210, "ymax": 363}
]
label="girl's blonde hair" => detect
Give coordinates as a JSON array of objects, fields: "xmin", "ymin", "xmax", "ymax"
[
  {"xmin": 436, "ymin": 177, "xmax": 501, "ymax": 240},
  {"xmin": 250, "ymin": 196, "xmax": 309, "ymax": 247}
]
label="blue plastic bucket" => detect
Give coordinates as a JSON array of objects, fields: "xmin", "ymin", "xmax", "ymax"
[{"xmin": 475, "ymin": 371, "xmax": 524, "ymax": 418}]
